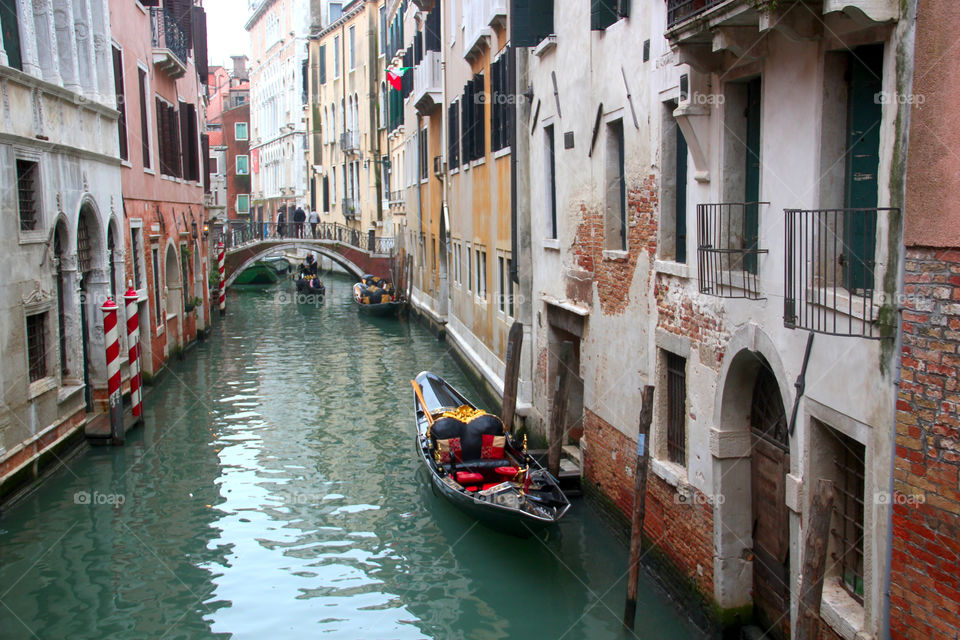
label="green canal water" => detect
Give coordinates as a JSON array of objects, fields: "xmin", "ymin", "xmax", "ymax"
[{"xmin": 0, "ymin": 275, "xmax": 700, "ymax": 640}]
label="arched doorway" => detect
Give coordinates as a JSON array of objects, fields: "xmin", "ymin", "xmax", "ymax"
[
  {"xmin": 77, "ymin": 205, "xmax": 101, "ymax": 412},
  {"xmin": 750, "ymin": 362, "xmax": 790, "ymax": 639},
  {"xmin": 165, "ymin": 244, "xmax": 182, "ymax": 350}
]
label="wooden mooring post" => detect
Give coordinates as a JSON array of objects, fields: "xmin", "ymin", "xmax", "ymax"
[
  {"xmin": 796, "ymin": 478, "xmax": 836, "ymax": 640},
  {"xmin": 624, "ymin": 385, "xmax": 654, "ymax": 629},
  {"xmin": 501, "ymin": 322, "xmax": 523, "ymax": 433},
  {"xmin": 547, "ymin": 341, "xmax": 574, "ymax": 476}
]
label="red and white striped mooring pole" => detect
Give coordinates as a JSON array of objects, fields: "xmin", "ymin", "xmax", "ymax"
[
  {"xmin": 217, "ymin": 240, "xmax": 226, "ymax": 316},
  {"xmin": 124, "ymin": 287, "xmax": 143, "ymax": 421},
  {"xmin": 102, "ymin": 297, "xmax": 125, "ymax": 445}
]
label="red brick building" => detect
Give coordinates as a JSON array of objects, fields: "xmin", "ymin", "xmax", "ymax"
[{"xmin": 889, "ymin": 1, "xmax": 960, "ymax": 637}]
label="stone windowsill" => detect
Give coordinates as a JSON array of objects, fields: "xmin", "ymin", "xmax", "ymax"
[
  {"xmin": 650, "ymin": 458, "xmax": 687, "ymax": 489},
  {"xmin": 655, "ymin": 259, "xmax": 690, "ymax": 279},
  {"xmin": 602, "ymin": 249, "xmax": 629, "ymax": 262},
  {"xmin": 58, "ymin": 383, "xmax": 85, "ymax": 404},
  {"xmin": 820, "ymin": 578, "xmax": 867, "ymax": 640},
  {"xmin": 493, "ymin": 147, "xmax": 511, "ymax": 160},
  {"xmin": 543, "ymin": 238, "xmax": 560, "ymax": 251},
  {"xmin": 533, "ymin": 35, "xmax": 558, "ymax": 57},
  {"xmin": 18, "ymin": 230, "xmax": 47, "ymax": 246},
  {"xmin": 28, "ymin": 376, "xmax": 58, "ymax": 400}
]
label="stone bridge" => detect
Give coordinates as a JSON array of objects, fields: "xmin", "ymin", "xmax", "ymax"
[{"xmin": 221, "ymin": 231, "xmax": 395, "ymax": 289}]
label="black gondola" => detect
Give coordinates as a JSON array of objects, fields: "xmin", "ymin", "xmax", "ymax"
[
  {"xmin": 412, "ymin": 371, "xmax": 571, "ymax": 535},
  {"xmin": 296, "ymin": 275, "xmax": 325, "ymax": 295},
  {"xmin": 353, "ymin": 275, "xmax": 403, "ymax": 316}
]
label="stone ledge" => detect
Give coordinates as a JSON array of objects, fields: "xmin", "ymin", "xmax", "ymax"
[{"xmin": 709, "ymin": 428, "xmax": 751, "ymax": 459}]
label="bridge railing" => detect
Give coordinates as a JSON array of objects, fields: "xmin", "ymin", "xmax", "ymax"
[{"xmin": 217, "ymin": 221, "xmax": 394, "ymax": 255}]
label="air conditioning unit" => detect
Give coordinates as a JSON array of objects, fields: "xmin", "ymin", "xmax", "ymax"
[{"xmin": 433, "ymin": 156, "xmax": 445, "ymax": 177}]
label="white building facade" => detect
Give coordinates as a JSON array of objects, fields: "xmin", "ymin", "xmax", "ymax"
[{"xmin": 0, "ymin": 0, "xmax": 123, "ymax": 496}]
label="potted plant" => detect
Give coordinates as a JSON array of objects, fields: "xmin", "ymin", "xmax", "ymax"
[{"xmin": 184, "ymin": 296, "xmax": 203, "ymax": 313}]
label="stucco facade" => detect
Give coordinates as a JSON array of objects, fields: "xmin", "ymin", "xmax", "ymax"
[{"xmin": 246, "ymin": 0, "xmax": 311, "ymax": 229}]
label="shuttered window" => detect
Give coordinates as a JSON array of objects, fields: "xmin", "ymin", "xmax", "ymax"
[
  {"xmin": 138, "ymin": 68, "xmax": 151, "ymax": 168},
  {"xmin": 448, "ymin": 100, "xmax": 459, "ymax": 168},
  {"xmin": 112, "ymin": 46, "xmax": 128, "ymax": 161},
  {"xmin": 510, "ymin": 0, "xmax": 554, "ymax": 47},
  {"xmin": 156, "ymin": 99, "xmax": 181, "ymax": 178},
  {"xmin": 491, "ymin": 52, "xmax": 513, "ymax": 152},
  {"xmin": 319, "ymin": 45, "xmax": 326, "ymax": 84}
]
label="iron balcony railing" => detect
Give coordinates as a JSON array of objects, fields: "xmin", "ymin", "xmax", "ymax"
[
  {"xmin": 783, "ymin": 207, "xmax": 896, "ymax": 339},
  {"xmin": 389, "ymin": 190, "xmax": 404, "ymax": 202},
  {"xmin": 697, "ymin": 202, "xmax": 768, "ymax": 300},
  {"xmin": 149, "ymin": 7, "xmax": 187, "ymax": 66},
  {"xmin": 666, "ymin": 0, "xmax": 728, "ymax": 28}
]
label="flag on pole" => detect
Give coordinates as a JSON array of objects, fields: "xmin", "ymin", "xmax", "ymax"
[{"xmin": 387, "ymin": 67, "xmax": 412, "ymax": 91}]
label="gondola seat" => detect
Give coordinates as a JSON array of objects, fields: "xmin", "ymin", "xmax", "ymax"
[{"xmin": 455, "ymin": 471, "xmax": 484, "ymax": 484}]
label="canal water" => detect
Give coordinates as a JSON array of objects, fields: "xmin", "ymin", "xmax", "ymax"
[{"xmin": 0, "ymin": 274, "xmax": 700, "ymax": 640}]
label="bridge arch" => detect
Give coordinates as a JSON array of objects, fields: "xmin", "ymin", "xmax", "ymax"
[{"xmin": 223, "ymin": 242, "xmax": 368, "ymax": 288}]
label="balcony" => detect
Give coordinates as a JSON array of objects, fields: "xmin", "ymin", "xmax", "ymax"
[
  {"xmin": 487, "ymin": 0, "xmax": 507, "ymax": 28},
  {"xmin": 784, "ymin": 207, "xmax": 896, "ymax": 339},
  {"xmin": 342, "ymin": 198, "xmax": 359, "ymax": 220},
  {"xmin": 666, "ymin": 0, "xmax": 899, "ymax": 70},
  {"xmin": 413, "ymin": 50, "xmax": 442, "ymax": 115},
  {"xmin": 463, "ymin": 0, "xmax": 493, "ymax": 60},
  {"xmin": 339, "ymin": 130, "xmax": 360, "ymax": 155},
  {"xmin": 696, "ymin": 202, "xmax": 768, "ymax": 300},
  {"xmin": 150, "ymin": 7, "xmax": 188, "ymax": 79}
]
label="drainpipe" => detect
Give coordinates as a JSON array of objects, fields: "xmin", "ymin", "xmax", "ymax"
[{"xmin": 368, "ymin": 0, "xmax": 382, "ymax": 224}]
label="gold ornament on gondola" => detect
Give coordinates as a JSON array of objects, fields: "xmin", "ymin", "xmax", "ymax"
[
  {"xmin": 522, "ymin": 434, "xmax": 528, "ymax": 454},
  {"xmin": 433, "ymin": 446, "xmax": 442, "ymax": 465}
]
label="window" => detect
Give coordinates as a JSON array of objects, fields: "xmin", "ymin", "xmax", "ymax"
[
  {"xmin": 156, "ymin": 98, "xmax": 181, "ymax": 177},
  {"xmin": 460, "ymin": 73, "xmax": 486, "ymax": 163},
  {"xmin": 605, "ymin": 119, "xmax": 626, "ymax": 251},
  {"xmin": 237, "ymin": 194, "xmax": 250, "ymax": 214},
  {"xmin": 112, "ymin": 45, "xmax": 128, "ymax": 161},
  {"xmin": 209, "ymin": 156, "xmax": 218, "ymax": 173},
  {"xmin": 831, "ymin": 429, "xmax": 866, "ymax": 603},
  {"xmin": 545, "ymin": 125, "xmax": 557, "ymax": 239},
  {"xmin": 491, "ymin": 53, "xmax": 513, "ymax": 152},
  {"xmin": 236, "ymin": 155, "xmax": 249, "ymax": 175},
  {"xmin": 180, "ymin": 102, "xmax": 200, "ymax": 181},
  {"xmin": 665, "ymin": 351, "xmax": 686, "ymax": 465},
  {"xmin": 138, "ymin": 68, "xmax": 152, "ymax": 169},
  {"xmin": 498, "ymin": 256, "xmax": 505, "ymax": 313},
  {"xmin": 591, "ymin": 0, "xmax": 629, "ymax": 31},
  {"xmin": 0, "ymin": 0, "xmax": 22, "ymax": 70},
  {"xmin": 507, "ymin": 258, "xmax": 514, "ymax": 317},
  {"xmin": 235, "ymin": 122, "xmax": 249, "ymax": 140},
  {"xmin": 319, "ymin": 44, "xmax": 326, "ymax": 84},
  {"xmin": 334, "ymin": 35, "xmax": 340, "ymax": 78},
  {"xmin": 511, "ymin": 0, "xmax": 554, "ymax": 47},
  {"xmin": 329, "ymin": 2, "xmax": 342, "ymax": 22},
  {"xmin": 448, "ymin": 100, "xmax": 460, "ymax": 167},
  {"xmin": 379, "ymin": 6, "xmax": 386, "ymax": 55},
  {"xmin": 152, "ymin": 248, "xmax": 162, "ymax": 325},
  {"xmin": 660, "ymin": 103, "xmax": 688, "ymax": 263},
  {"xmin": 349, "ymin": 26, "xmax": 355, "ymax": 70},
  {"xmin": 475, "ymin": 249, "xmax": 487, "ymax": 299},
  {"xmin": 466, "ymin": 244, "xmax": 472, "ymax": 292},
  {"xmin": 16, "ymin": 159, "xmax": 40, "ymax": 232},
  {"xmin": 26, "ymin": 313, "xmax": 47, "ymax": 382},
  {"xmin": 419, "ymin": 127, "xmax": 428, "ymax": 181},
  {"xmin": 131, "ymin": 226, "xmax": 144, "ymax": 290}
]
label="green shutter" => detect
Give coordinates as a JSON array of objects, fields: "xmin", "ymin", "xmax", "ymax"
[
  {"xmin": 744, "ymin": 77, "xmax": 761, "ymax": 274},
  {"xmin": 511, "ymin": 0, "xmax": 554, "ymax": 47},
  {"xmin": 843, "ymin": 44, "xmax": 883, "ymax": 291},
  {"xmin": 319, "ymin": 45, "xmax": 326, "ymax": 84},
  {"xmin": 1, "ymin": 0, "xmax": 22, "ymax": 71},
  {"xmin": 591, "ymin": 0, "xmax": 618, "ymax": 31}
]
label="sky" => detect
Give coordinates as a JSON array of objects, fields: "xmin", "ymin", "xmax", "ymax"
[{"xmin": 203, "ymin": 0, "xmax": 252, "ymax": 70}]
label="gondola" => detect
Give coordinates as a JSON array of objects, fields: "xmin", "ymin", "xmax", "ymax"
[
  {"xmin": 296, "ymin": 274, "xmax": 325, "ymax": 295},
  {"xmin": 412, "ymin": 371, "xmax": 571, "ymax": 535},
  {"xmin": 353, "ymin": 275, "xmax": 403, "ymax": 316}
]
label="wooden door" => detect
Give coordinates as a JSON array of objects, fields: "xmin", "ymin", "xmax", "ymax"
[{"xmin": 751, "ymin": 367, "xmax": 789, "ymax": 638}]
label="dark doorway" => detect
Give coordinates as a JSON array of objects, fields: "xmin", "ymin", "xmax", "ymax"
[
  {"xmin": 547, "ymin": 323, "xmax": 584, "ymax": 444},
  {"xmin": 78, "ymin": 210, "xmax": 95, "ymax": 412},
  {"xmin": 750, "ymin": 363, "xmax": 789, "ymax": 638}
]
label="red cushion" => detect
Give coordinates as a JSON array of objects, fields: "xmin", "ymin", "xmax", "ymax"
[
  {"xmin": 456, "ymin": 471, "xmax": 484, "ymax": 484},
  {"xmin": 495, "ymin": 466, "xmax": 518, "ymax": 477},
  {"xmin": 481, "ymin": 483, "xmax": 502, "ymax": 491},
  {"xmin": 437, "ymin": 437, "xmax": 462, "ymax": 463},
  {"xmin": 481, "ymin": 434, "xmax": 506, "ymax": 459},
  {"xmin": 466, "ymin": 485, "xmax": 479, "ymax": 492}
]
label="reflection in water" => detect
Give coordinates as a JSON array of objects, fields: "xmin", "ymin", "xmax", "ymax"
[{"xmin": 0, "ymin": 275, "xmax": 699, "ymax": 639}]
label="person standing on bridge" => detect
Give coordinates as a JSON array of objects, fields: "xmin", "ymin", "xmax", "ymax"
[
  {"xmin": 277, "ymin": 206, "xmax": 286, "ymax": 239},
  {"xmin": 294, "ymin": 204, "xmax": 306, "ymax": 239},
  {"xmin": 309, "ymin": 208, "xmax": 319, "ymax": 238}
]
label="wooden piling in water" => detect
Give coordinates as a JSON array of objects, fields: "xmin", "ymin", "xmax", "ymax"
[
  {"xmin": 548, "ymin": 341, "xmax": 574, "ymax": 476},
  {"xmin": 796, "ymin": 478, "xmax": 836, "ymax": 640},
  {"xmin": 624, "ymin": 385, "xmax": 654, "ymax": 629},
  {"xmin": 501, "ymin": 322, "xmax": 523, "ymax": 433}
]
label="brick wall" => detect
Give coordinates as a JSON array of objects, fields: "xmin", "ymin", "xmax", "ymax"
[
  {"xmin": 890, "ymin": 247, "xmax": 960, "ymax": 640},
  {"xmin": 572, "ymin": 176, "xmax": 658, "ymax": 316},
  {"xmin": 583, "ymin": 408, "xmax": 715, "ymax": 597},
  {"xmin": 655, "ymin": 276, "xmax": 728, "ymax": 370}
]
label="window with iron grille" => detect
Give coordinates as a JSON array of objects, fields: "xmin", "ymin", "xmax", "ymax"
[
  {"xmin": 16, "ymin": 159, "xmax": 40, "ymax": 232},
  {"xmin": 26, "ymin": 313, "xmax": 47, "ymax": 383},
  {"xmin": 831, "ymin": 429, "xmax": 865, "ymax": 603},
  {"xmin": 665, "ymin": 351, "xmax": 686, "ymax": 465}
]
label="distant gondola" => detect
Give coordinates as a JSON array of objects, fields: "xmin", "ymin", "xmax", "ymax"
[
  {"xmin": 296, "ymin": 275, "xmax": 325, "ymax": 295},
  {"xmin": 412, "ymin": 371, "xmax": 571, "ymax": 535},
  {"xmin": 353, "ymin": 274, "xmax": 403, "ymax": 316}
]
